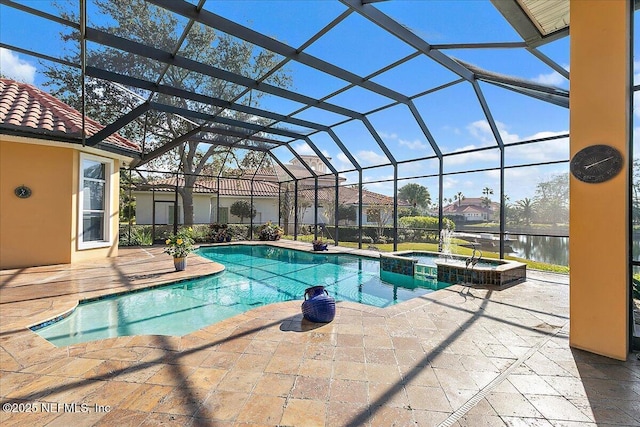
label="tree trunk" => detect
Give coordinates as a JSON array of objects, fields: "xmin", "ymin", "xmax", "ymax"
[{"xmin": 181, "ymin": 174, "xmax": 197, "ymax": 226}]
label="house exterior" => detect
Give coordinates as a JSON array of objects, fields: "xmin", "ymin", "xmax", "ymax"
[
  {"xmin": 133, "ymin": 177, "xmax": 281, "ymax": 225},
  {"xmin": 442, "ymin": 197, "xmax": 499, "ymax": 222},
  {"xmin": 0, "ymin": 79, "xmax": 140, "ymax": 269},
  {"xmin": 132, "ymin": 161, "xmax": 402, "ymax": 228}
]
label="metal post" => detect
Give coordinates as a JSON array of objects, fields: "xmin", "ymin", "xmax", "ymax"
[
  {"xmin": 393, "ymin": 164, "xmax": 398, "ymax": 252},
  {"xmin": 294, "ymin": 180, "xmax": 299, "ymax": 240},
  {"xmin": 499, "ymin": 147, "xmax": 505, "ymax": 258},
  {"xmin": 250, "ymin": 180, "xmax": 255, "ymax": 240},
  {"xmin": 314, "ymin": 177, "xmax": 319, "ymax": 240},
  {"xmin": 358, "ymin": 170, "xmax": 363, "ymax": 249},
  {"xmin": 438, "ymin": 158, "xmax": 444, "ymax": 251},
  {"xmin": 334, "ymin": 174, "xmax": 339, "ymax": 245},
  {"xmin": 173, "ymin": 172, "xmax": 179, "ymax": 235}
]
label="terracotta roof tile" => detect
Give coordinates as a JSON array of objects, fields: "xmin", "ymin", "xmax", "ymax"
[
  {"xmin": 0, "ymin": 78, "xmax": 140, "ymax": 153},
  {"xmin": 139, "ymin": 176, "xmax": 404, "ymax": 207}
]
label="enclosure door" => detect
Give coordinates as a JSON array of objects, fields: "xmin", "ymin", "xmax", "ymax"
[{"xmin": 154, "ymin": 201, "xmax": 181, "ymax": 225}]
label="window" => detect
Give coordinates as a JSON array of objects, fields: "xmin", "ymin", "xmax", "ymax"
[{"xmin": 78, "ymin": 153, "xmax": 112, "ymax": 249}]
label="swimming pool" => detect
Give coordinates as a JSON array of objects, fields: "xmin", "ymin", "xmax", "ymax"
[{"xmin": 34, "ymin": 245, "xmax": 451, "ymax": 347}]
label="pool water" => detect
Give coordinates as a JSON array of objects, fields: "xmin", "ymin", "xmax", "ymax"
[
  {"xmin": 34, "ymin": 245, "xmax": 450, "ymax": 347},
  {"xmin": 412, "ymin": 254, "xmax": 501, "ymax": 269}
]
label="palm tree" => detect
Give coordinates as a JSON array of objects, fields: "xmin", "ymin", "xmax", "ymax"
[
  {"xmin": 516, "ymin": 198, "xmax": 535, "ymax": 226},
  {"xmin": 398, "ymin": 183, "xmax": 431, "ymax": 210},
  {"xmin": 455, "ymin": 192, "xmax": 465, "ymax": 207},
  {"xmin": 481, "ymin": 187, "xmax": 494, "ymax": 208}
]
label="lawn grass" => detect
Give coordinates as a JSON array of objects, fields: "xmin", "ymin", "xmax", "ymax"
[{"xmin": 288, "ymin": 235, "xmax": 569, "ymax": 274}]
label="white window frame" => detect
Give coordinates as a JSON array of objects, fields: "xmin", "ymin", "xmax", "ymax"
[{"xmin": 78, "ymin": 152, "xmax": 113, "ymax": 250}]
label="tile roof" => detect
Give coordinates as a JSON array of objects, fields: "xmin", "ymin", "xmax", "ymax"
[
  {"xmin": 141, "ymin": 177, "xmax": 280, "ymax": 197},
  {"xmin": 290, "ymin": 185, "xmax": 406, "ymax": 206},
  {"xmin": 139, "ymin": 177, "xmax": 404, "ymax": 206},
  {"xmin": 0, "ymin": 78, "xmax": 140, "ymax": 154}
]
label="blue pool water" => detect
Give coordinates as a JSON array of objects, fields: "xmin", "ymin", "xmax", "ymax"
[
  {"xmin": 411, "ymin": 253, "xmax": 501, "ymax": 269},
  {"xmin": 34, "ymin": 245, "xmax": 451, "ymax": 347}
]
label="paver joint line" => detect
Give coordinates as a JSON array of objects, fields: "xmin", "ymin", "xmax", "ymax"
[{"xmin": 437, "ymin": 321, "xmax": 568, "ymax": 427}]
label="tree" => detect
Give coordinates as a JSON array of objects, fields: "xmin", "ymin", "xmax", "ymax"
[
  {"xmin": 534, "ymin": 173, "xmax": 569, "ymax": 224},
  {"xmin": 481, "ymin": 187, "xmax": 493, "ymax": 209},
  {"xmin": 119, "ymin": 170, "xmax": 139, "ymax": 223},
  {"xmin": 516, "ymin": 198, "xmax": 536, "ymax": 226},
  {"xmin": 366, "ymin": 204, "xmax": 394, "ymax": 240},
  {"xmin": 398, "ymin": 183, "xmax": 431, "ymax": 211},
  {"xmin": 230, "ymin": 200, "xmax": 256, "ymax": 224},
  {"xmin": 337, "ymin": 204, "xmax": 357, "ymax": 224},
  {"xmin": 44, "ymin": 0, "xmax": 291, "ymax": 225},
  {"xmin": 455, "ymin": 192, "xmax": 465, "ymax": 207},
  {"xmin": 322, "ymin": 200, "xmax": 358, "ymax": 225}
]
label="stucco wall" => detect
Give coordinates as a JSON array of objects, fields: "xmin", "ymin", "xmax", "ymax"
[
  {"xmin": 1, "ymin": 139, "xmax": 73, "ymax": 268},
  {"xmin": 569, "ymin": 0, "xmax": 630, "ymax": 360},
  {"xmin": 133, "ymin": 192, "xmax": 279, "ymax": 225},
  {"xmin": 1, "ymin": 138, "xmax": 122, "ymax": 269}
]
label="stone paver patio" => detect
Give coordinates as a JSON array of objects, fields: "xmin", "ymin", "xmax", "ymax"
[{"xmin": 1, "ymin": 241, "xmax": 638, "ymax": 426}]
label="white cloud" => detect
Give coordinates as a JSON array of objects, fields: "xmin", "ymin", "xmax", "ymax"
[
  {"xmin": 292, "ymin": 142, "xmax": 330, "ymax": 158},
  {"xmin": 634, "ymin": 92, "xmax": 640, "ymax": 118},
  {"xmin": 442, "ymin": 177, "xmax": 458, "ymax": 190},
  {"xmin": 336, "ymin": 152, "xmax": 357, "ymax": 171},
  {"xmin": 362, "ymin": 176, "xmax": 394, "ymax": 196},
  {"xmin": 445, "ymin": 148, "xmax": 501, "ymax": 166},
  {"xmin": 355, "ymin": 150, "xmax": 389, "ymax": 166},
  {"xmin": 398, "ymin": 138, "xmax": 428, "ymax": 150},
  {"xmin": 531, "ymin": 71, "xmax": 566, "ymax": 86},
  {"xmin": 633, "ymin": 126, "xmax": 640, "ymax": 152},
  {"xmin": 376, "ymin": 129, "xmax": 429, "ymax": 151},
  {"xmin": 0, "ymin": 48, "xmax": 36, "ymax": 84},
  {"xmin": 378, "ymin": 131, "xmax": 398, "ymax": 140},
  {"xmin": 462, "ymin": 120, "xmax": 569, "ymax": 164},
  {"xmin": 633, "ymin": 60, "xmax": 640, "ymax": 85},
  {"xmin": 468, "ymin": 120, "xmax": 520, "ymax": 145}
]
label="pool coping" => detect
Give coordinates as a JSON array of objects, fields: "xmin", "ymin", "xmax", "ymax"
[
  {"xmin": 28, "ymin": 242, "xmax": 444, "ymax": 341},
  {"xmin": 20, "ymin": 241, "xmax": 530, "ymax": 347}
]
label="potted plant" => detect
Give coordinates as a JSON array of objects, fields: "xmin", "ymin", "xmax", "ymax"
[
  {"xmin": 312, "ymin": 238, "xmax": 328, "ymax": 251},
  {"xmin": 258, "ymin": 221, "xmax": 284, "ymax": 241},
  {"xmin": 164, "ymin": 227, "xmax": 195, "ymax": 271}
]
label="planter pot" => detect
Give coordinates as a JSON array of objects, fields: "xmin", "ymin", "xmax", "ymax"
[
  {"xmin": 173, "ymin": 256, "xmax": 187, "ymax": 271},
  {"xmin": 301, "ymin": 285, "xmax": 335, "ymax": 323}
]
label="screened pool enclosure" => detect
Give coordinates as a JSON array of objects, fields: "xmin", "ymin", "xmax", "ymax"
[{"xmin": 0, "ymin": 0, "xmax": 618, "ymax": 272}]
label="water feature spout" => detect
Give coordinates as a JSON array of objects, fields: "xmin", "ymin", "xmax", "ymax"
[{"xmin": 439, "ymin": 226, "xmax": 454, "ymax": 262}]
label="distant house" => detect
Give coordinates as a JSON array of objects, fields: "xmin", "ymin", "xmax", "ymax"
[
  {"xmin": 132, "ymin": 156, "xmax": 403, "ymax": 228},
  {"xmin": 0, "ymin": 79, "xmax": 140, "ymax": 269},
  {"xmin": 442, "ymin": 197, "xmax": 499, "ymax": 222}
]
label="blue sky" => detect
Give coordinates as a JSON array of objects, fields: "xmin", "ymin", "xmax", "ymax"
[{"xmin": 2, "ymin": 1, "xmax": 634, "ymax": 205}]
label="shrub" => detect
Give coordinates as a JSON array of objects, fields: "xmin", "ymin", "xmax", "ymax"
[
  {"xmin": 119, "ymin": 225, "xmax": 152, "ymax": 246},
  {"xmin": 228, "ymin": 224, "xmax": 249, "ymax": 240},
  {"xmin": 375, "ymin": 235, "xmax": 388, "ymax": 244},
  {"xmin": 258, "ymin": 221, "xmax": 284, "ymax": 241}
]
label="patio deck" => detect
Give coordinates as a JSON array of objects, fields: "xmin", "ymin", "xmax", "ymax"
[{"xmin": 1, "ymin": 242, "xmax": 638, "ymax": 427}]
